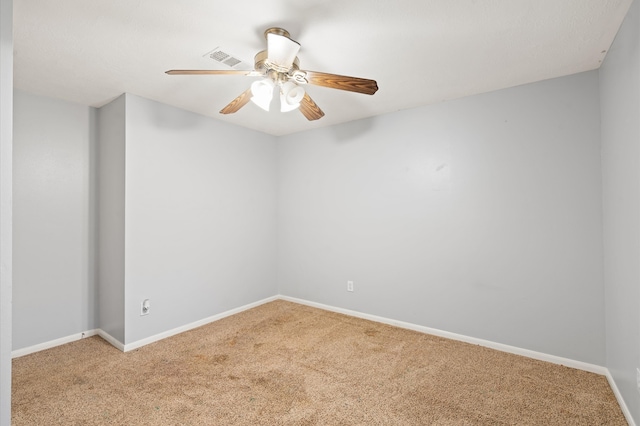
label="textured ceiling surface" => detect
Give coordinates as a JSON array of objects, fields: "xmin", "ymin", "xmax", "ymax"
[{"xmin": 13, "ymin": 0, "xmax": 633, "ymax": 136}]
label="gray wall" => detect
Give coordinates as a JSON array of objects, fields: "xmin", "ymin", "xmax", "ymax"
[
  {"xmin": 600, "ymin": 0, "xmax": 640, "ymax": 422},
  {"xmin": 13, "ymin": 91, "xmax": 279, "ymax": 349},
  {"xmin": 97, "ymin": 95, "xmax": 126, "ymax": 343},
  {"xmin": 122, "ymin": 94, "xmax": 278, "ymax": 344},
  {"xmin": 12, "ymin": 90, "xmax": 97, "ymax": 350},
  {"xmin": 278, "ymin": 70, "xmax": 605, "ymax": 365},
  {"xmin": 8, "ymin": 86, "xmax": 280, "ymax": 416},
  {"xmin": 0, "ymin": 0, "xmax": 12, "ymax": 422}
]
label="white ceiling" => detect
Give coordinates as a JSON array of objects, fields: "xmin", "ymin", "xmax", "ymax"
[{"xmin": 13, "ymin": 0, "xmax": 633, "ymax": 136}]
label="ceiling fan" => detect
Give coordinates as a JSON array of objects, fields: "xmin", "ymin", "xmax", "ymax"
[{"xmin": 166, "ymin": 28, "xmax": 379, "ymax": 121}]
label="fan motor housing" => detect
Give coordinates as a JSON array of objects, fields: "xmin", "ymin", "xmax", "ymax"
[
  {"xmin": 263, "ymin": 27, "xmax": 291, "ymax": 39},
  {"xmin": 254, "ymin": 50, "xmax": 299, "ymax": 73}
]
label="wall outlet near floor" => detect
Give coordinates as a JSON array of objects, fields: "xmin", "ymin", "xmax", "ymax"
[
  {"xmin": 141, "ymin": 299, "xmax": 151, "ymax": 316},
  {"xmin": 347, "ymin": 281, "xmax": 354, "ymax": 292}
]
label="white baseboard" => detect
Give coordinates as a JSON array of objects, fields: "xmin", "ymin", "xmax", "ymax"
[
  {"xmin": 122, "ymin": 295, "xmax": 279, "ymax": 352},
  {"xmin": 279, "ymin": 295, "xmax": 608, "ymax": 375},
  {"xmin": 605, "ymin": 370, "xmax": 636, "ymax": 426},
  {"xmin": 12, "ymin": 329, "xmax": 99, "ymax": 358},
  {"xmin": 12, "ymin": 296, "xmax": 279, "ymax": 357},
  {"xmin": 97, "ymin": 329, "xmax": 125, "ymax": 352},
  {"xmin": 13, "ymin": 296, "xmax": 607, "ymax": 375}
]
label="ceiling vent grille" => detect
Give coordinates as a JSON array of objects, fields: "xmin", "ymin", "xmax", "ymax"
[{"xmin": 203, "ymin": 47, "xmax": 247, "ymax": 69}]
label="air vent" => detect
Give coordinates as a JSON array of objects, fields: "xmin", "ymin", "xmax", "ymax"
[
  {"xmin": 210, "ymin": 50, "xmax": 231, "ymax": 62},
  {"xmin": 203, "ymin": 47, "xmax": 248, "ymax": 69},
  {"xmin": 223, "ymin": 57, "xmax": 242, "ymax": 67}
]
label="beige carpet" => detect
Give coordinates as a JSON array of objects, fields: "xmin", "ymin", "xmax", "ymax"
[{"xmin": 12, "ymin": 300, "xmax": 626, "ymax": 425}]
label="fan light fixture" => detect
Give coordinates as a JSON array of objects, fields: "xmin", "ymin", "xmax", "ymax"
[
  {"xmin": 250, "ymin": 79, "xmax": 275, "ymax": 111},
  {"xmin": 280, "ymin": 82, "xmax": 305, "ymax": 112},
  {"xmin": 250, "ymin": 78, "xmax": 305, "ymax": 113}
]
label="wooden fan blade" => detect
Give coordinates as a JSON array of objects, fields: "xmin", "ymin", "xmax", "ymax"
[
  {"xmin": 299, "ymin": 93, "xmax": 325, "ymax": 121},
  {"xmin": 220, "ymin": 89, "xmax": 253, "ymax": 114},
  {"xmin": 166, "ymin": 69, "xmax": 263, "ymax": 76},
  {"xmin": 301, "ymin": 71, "xmax": 378, "ymax": 95}
]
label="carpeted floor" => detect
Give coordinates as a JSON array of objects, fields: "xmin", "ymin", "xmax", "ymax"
[{"xmin": 12, "ymin": 300, "xmax": 626, "ymax": 425}]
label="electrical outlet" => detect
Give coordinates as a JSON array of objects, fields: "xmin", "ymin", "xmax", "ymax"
[
  {"xmin": 141, "ymin": 299, "xmax": 151, "ymax": 316},
  {"xmin": 347, "ymin": 281, "xmax": 354, "ymax": 292}
]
